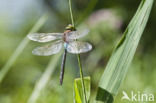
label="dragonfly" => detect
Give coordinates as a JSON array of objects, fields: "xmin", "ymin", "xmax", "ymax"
[{"xmin": 27, "ymin": 24, "xmax": 92, "ymax": 85}]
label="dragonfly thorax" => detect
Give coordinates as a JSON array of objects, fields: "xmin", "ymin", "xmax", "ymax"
[{"xmin": 63, "ymin": 30, "xmax": 71, "ymax": 42}]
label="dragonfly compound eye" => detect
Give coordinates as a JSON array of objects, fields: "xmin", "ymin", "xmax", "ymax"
[{"xmin": 65, "ymin": 24, "xmax": 76, "ymax": 31}]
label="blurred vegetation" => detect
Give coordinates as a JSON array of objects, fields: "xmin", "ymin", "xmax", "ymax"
[{"xmin": 0, "ymin": 0, "xmax": 155, "ymax": 103}]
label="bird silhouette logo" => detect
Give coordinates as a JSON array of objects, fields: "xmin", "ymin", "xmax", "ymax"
[{"xmin": 121, "ymin": 91, "xmax": 130, "ymax": 101}]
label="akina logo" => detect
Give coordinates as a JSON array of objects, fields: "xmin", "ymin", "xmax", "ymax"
[{"xmin": 121, "ymin": 91, "xmax": 155, "ymax": 102}]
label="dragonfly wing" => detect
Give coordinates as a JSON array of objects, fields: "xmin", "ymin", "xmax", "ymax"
[
  {"xmin": 67, "ymin": 29, "xmax": 89, "ymax": 40},
  {"xmin": 32, "ymin": 40, "xmax": 63, "ymax": 56},
  {"xmin": 66, "ymin": 41, "xmax": 92, "ymax": 54},
  {"xmin": 27, "ymin": 33, "xmax": 63, "ymax": 42}
]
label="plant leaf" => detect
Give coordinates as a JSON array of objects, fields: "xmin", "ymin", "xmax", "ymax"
[
  {"xmin": 74, "ymin": 77, "xmax": 91, "ymax": 103},
  {"xmin": 95, "ymin": 0, "xmax": 154, "ymax": 102}
]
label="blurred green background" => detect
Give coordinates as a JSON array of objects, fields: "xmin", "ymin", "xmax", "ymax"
[{"xmin": 0, "ymin": 0, "xmax": 155, "ymax": 103}]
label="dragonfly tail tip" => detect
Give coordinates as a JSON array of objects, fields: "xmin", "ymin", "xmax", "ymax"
[{"xmin": 60, "ymin": 80, "xmax": 63, "ymax": 85}]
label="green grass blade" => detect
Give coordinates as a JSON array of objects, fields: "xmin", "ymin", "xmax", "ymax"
[
  {"xmin": 96, "ymin": 0, "xmax": 154, "ymax": 102},
  {"xmin": 27, "ymin": 52, "xmax": 62, "ymax": 103},
  {"xmin": 0, "ymin": 14, "xmax": 48, "ymax": 83},
  {"xmin": 74, "ymin": 77, "xmax": 91, "ymax": 103}
]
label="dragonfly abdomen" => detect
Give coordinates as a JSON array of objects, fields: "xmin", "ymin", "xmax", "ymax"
[{"xmin": 64, "ymin": 42, "xmax": 68, "ymax": 49}]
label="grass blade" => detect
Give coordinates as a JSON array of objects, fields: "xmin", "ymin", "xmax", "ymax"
[
  {"xmin": 27, "ymin": 52, "xmax": 62, "ymax": 103},
  {"xmin": 96, "ymin": 0, "xmax": 154, "ymax": 102},
  {"xmin": 0, "ymin": 14, "xmax": 48, "ymax": 83},
  {"xmin": 74, "ymin": 77, "xmax": 91, "ymax": 103}
]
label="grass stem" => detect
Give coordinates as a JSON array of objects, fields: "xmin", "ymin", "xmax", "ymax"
[
  {"xmin": 69, "ymin": 0, "xmax": 75, "ymax": 27},
  {"xmin": 68, "ymin": 0, "xmax": 87, "ymax": 102},
  {"xmin": 77, "ymin": 54, "xmax": 88, "ymax": 103}
]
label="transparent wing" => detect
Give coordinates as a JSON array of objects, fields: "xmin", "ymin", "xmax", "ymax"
[
  {"xmin": 32, "ymin": 40, "xmax": 63, "ymax": 56},
  {"xmin": 27, "ymin": 33, "xmax": 63, "ymax": 42},
  {"xmin": 67, "ymin": 29, "xmax": 89, "ymax": 40},
  {"xmin": 66, "ymin": 41, "xmax": 92, "ymax": 54}
]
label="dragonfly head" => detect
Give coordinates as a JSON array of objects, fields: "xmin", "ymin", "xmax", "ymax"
[{"xmin": 65, "ymin": 24, "xmax": 76, "ymax": 31}]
